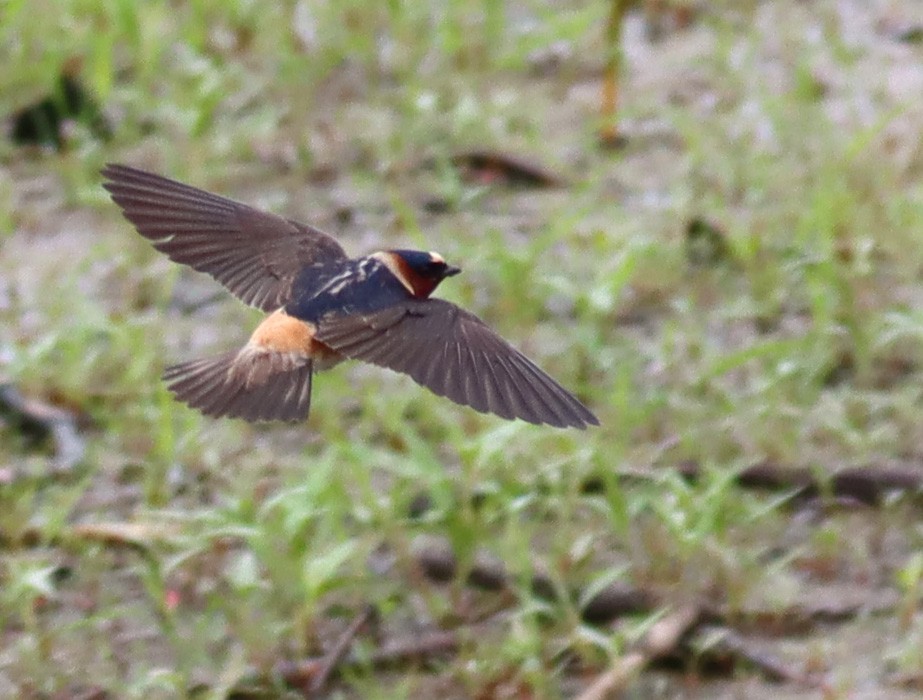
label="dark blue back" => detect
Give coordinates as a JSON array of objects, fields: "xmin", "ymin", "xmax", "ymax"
[{"xmin": 284, "ymin": 257, "xmax": 412, "ymax": 323}]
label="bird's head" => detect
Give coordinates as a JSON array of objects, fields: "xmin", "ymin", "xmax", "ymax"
[{"xmin": 386, "ymin": 249, "xmax": 461, "ymax": 298}]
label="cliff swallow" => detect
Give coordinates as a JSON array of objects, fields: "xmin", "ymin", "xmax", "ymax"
[{"xmin": 102, "ymin": 164, "xmax": 598, "ymax": 429}]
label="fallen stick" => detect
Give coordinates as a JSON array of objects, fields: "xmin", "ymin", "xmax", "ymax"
[
  {"xmin": 692, "ymin": 625, "xmax": 825, "ymax": 687},
  {"xmin": 273, "ymin": 628, "xmax": 460, "ymax": 689},
  {"xmin": 412, "ymin": 535, "xmax": 901, "ymax": 634},
  {"xmin": 683, "ymin": 460, "xmax": 923, "ymax": 506},
  {"xmin": 450, "ymin": 149, "xmax": 567, "ymax": 188},
  {"xmin": 412, "ymin": 536, "xmax": 654, "ymax": 623},
  {"xmin": 599, "ymin": 0, "xmax": 630, "ymax": 149},
  {"xmin": 575, "ymin": 605, "xmax": 701, "ymax": 700},
  {"xmin": 310, "ymin": 605, "xmax": 377, "ymax": 694},
  {"xmin": 366, "ymin": 629, "xmax": 460, "ymax": 667},
  {"xmin": 579, "ymin": 460, "xmax": 923, "ymax": 507}
]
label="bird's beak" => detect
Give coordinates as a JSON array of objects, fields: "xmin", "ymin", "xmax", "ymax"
[{"xmin": 444, "ymin": 265, "xmax": 462, "ymax": 277}]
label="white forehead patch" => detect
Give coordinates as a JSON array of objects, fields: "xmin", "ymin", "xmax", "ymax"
[{"xmin": 428, "ymin": 251, "xmax": 445, "ymax": 264}]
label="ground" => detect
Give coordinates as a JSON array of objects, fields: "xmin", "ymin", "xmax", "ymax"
[{"xmin": 2, "ymin": 1, "xmax": 923, "ymax": 698}]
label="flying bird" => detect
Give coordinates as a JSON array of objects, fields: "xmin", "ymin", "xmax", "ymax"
[{"xmin": 102, "ymin": 164, "xmax": 598, "ymax": 429}]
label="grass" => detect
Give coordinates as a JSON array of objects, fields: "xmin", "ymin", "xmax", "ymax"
[{"xmin": 3, "ymin": 0, "xmax": 923, "ymax": 697}]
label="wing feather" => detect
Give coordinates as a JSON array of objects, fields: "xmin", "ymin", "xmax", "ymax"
[
  {"xmin": 102, "ymin": 164, "xmax": 348, "ymax": 311},
  {"xmin": 455, "ymin": 343, "xmax": 481, "ymax": 412},
  {"xmin": 509, "ymin": 350, "xmax": 595, "ymax": 427},
  {"xmin": 315, "ymin": 299, "xmax": 598, "ymax": 429}
]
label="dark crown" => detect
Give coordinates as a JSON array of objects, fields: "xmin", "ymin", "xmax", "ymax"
[{"xmin": 392, "ymin": 250, "xmax": 461, "ymax": 279}]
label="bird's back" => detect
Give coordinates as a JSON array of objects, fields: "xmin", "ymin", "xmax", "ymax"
[{"xmin": 286, "ymin": 256, "xmax": 413, "ymax": 323}]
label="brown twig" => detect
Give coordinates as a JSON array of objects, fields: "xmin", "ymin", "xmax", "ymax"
[
  {"xmin": 366, "ymin": 629, "xmax": 460, "ymax": 667},
  {"xmin": 413, "ymin": 535, "xmax": 901, "ymax": 635},
  {"xmin": 309, "ymin": 605, "xmax": 377, "ymax": 694},
  {"xmin": 273, "ymin": 628, "xmax": 460, "ymax": 691},
  {"xmin": 678, "ymin": 460, "xmax": 923, "ymax": 506},
  {"xmin": 599, "ymin": 0, "xmax": 630, "ymax": 148},
  {"xmin": 579, "ymin": 460, "xmax": 923, "ymax": 507},
  {"xmin": 412, "ymin": 536, "xmax": 654, "ymax": 623},
  {"xmin": 707, "ymin": 591, "xmax": 899, "ymax": 638},
  {"xmin": 450, "ymin": 149, "xmax": 567, "ymax": 188},
  {"xmin": 691, "ymin": 625, "xmax": 826, "ymax": 687},
  {"xmin": 575, "ymin": 605, "xmax": 702, "ymax": 700}
]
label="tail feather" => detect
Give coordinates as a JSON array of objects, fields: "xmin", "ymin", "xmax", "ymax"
[{"xmin": 163, "ymin": 351, "xmax": 313, "ymax": 422}]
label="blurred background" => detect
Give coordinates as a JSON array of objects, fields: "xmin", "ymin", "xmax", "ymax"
[{"xmin": 2, "ymin": 1, "xmax": 923, "ymax": 697}]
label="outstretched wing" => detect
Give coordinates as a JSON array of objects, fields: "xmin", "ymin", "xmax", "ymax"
[
  {"xmin": 102, "ymin": 164, "xmax": 348, "ymax": 311},
  {"xmin": 315, "ymin": 299, "xmax": 598, "ymax": 429}
]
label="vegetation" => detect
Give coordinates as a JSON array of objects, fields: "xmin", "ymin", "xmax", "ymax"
[{"xmin": 2, "ymin": 0, "xmax": 922, "ymax": 697}]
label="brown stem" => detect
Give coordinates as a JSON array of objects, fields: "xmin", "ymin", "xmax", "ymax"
[
  {"xmin": 310, "ymin": 605, "xmax": 377, "ymax": 694},
  {"xmin": 575, "ymin": 605, "xmax": 701, "ymax": 700},
  {"xmin": 600, "ymin": 0, "xmax": 630, "ymax": 148}
]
